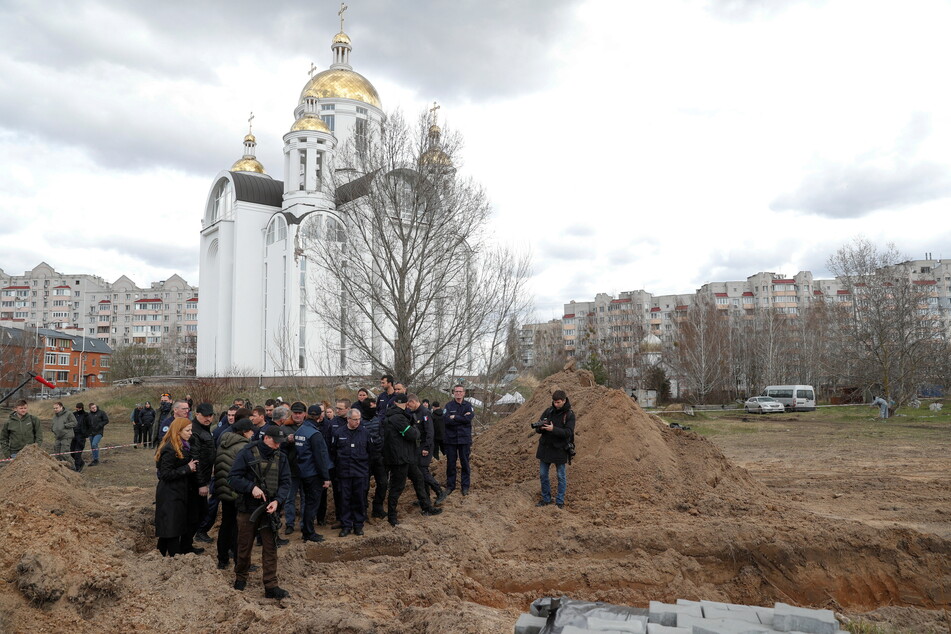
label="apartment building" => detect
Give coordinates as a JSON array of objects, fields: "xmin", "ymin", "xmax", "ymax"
[
  {"xmin": 0, "ymin": 262, "xmax": 198, "ymax": 376},
  {"xmin": 0, "ymin": 326, "xmax": 112, "ymax": 393},
  {"xmin": 520, "ymin": 257, "xmax": 951, "ymax": 374}
]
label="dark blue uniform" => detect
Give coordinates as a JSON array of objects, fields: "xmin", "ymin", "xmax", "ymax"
[
  {"xmin": 443, "ymin": 398, "xmax": 474, "ymax": 492},
  {"xmin": 331, "ymin": 422, "xmax": 374, "ymax": 531}
]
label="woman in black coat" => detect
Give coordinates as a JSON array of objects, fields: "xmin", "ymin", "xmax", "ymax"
[
  {"xmin": 154, "ymin": 417, "xmax": 198, "ymax": 556},
  {"xmin": 535, "ymin": 390, "xmax": 575, "ymax": 509}
]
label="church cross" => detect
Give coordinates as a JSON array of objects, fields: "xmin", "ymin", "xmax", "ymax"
[
  {"xmin": 248, "ymin": 112, "xmax": 254, "ymax": 135},
  {"xmin": 429, "ymin": 100, "xmax": 441, "ymax": 124},
  {"xmin": 338, "ymin": 3, "xmax": 348, "ymax": 31},
  {"xmin": 308, "ymin": 62, "xmax": 317, "ymax": 77}
]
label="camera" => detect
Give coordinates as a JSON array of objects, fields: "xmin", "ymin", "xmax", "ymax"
[{"xmin": 531, "ymin": 419, "xmax": 549, "ymax": 430}]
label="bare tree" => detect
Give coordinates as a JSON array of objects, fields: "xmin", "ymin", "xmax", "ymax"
[
  {"xmin": 828, "ymin": 238, "xmax": 941, "ymax": 407},
  {"xmin": 311, "ymin": 110, "xmax": 533, "ymax": 388},
  {"xmin": 108, "ymin": 344, "xmax": 172, "ymax": 380},
  {"xmin": 671, "ymin": 294, "xmax": 728, "ymax": 403}
]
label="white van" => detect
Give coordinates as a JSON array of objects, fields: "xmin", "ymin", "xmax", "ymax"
[{"xmin": 762, "ymin": 385, "xmax": 816, "ymax": 412}]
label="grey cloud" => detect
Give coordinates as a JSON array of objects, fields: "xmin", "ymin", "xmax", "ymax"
[
  {"xmin": 770, "ymin": 161, "xmax": 951, "ymax": 219},
  {"xmin": 0, "ymin": 1, "xmax": 580, "ymax": 176},
  {"xmin": 95, "ymin": 237, "xmax": 197, "ymax": 276},
  {"xmin": 696, "ymin": 248, "xmax": 786, "ymax": 286},
  {"xmin": 566, "ymin": 224, "xmax": 595, "ymax": 237}
]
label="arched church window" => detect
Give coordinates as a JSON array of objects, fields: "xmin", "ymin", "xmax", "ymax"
[
  {"xmin": 206, "ymin": 178, "xmax": 233, "ymax": 224},
  {"xmin": 265, "ymin": 215, "xmax": 288, "ymax": 246}
]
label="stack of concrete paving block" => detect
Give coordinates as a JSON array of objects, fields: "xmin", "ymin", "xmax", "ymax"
[{"xmin": 514, "ymin": 597, "xmax": 845, "ymax": 634}]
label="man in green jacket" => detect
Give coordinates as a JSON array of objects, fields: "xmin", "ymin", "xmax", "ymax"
[
  {"xmin": 2, "ymin": 400, "xmax": 43, "ymax": 459},
  {"xmin": 50, "ymin": 401, "xmax": 77, "ymax": 464}
]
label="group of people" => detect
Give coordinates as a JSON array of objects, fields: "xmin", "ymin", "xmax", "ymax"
[
  {"xmin": 150, "ymin": 375, "xmax": 494, "ymax": 599},
  {"xmin": 0, "ymin": 398, "xmax": 109, "ymax": 470}
]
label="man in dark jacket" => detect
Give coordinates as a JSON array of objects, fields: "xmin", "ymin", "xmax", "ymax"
[
  {"xmin": 408, "ymin": 395, "xmax": 448, "ymax": 505},
  {"xmin": 330, "ymin": 408, "xmax": 376, "ymax": 536},
  {"xmin": 365, "ymin": 378, "xmax": 393, "ymax": 520},
  {"xmin": 382, "ymin": 394, "xmax": 441, "ymax": 526},
  {"xmin": 443, "ymin": 385, "xmax": 474, "ymax": 495},
  {"xmin": 71, "ymin": 403, "xmax": 89, "ymax": 471},
  {"xmin": 292, "ymin": 405, "xmax": 331, "ymax": 542},
  {"xmin": 86, "ymin": 402, "xmax": 109, "ymax": 466},
  {"xmin": 154, "ymin": 393, "xmax": 173, "ymax": 446},
  {"xmin": 312, "ymin": 405, "xmax": 342, "ymax": 527},
  {"xmin": 139, "ymin": 402, "xmax": 156, "ymax": 448},
  {"xmin": 535, "ymin": 390, "xmax": 576, "ymax": 509},
  {"xmin": 191, "ymin": 403, "xmax": 218, "ymax": 544},
  {"xmin": 228, "ymin": 425, "xmax": 292, "ymax": 599},
  {"xmin": 214, "ymin": 418, "xmax": 253, "ymax": 570}
]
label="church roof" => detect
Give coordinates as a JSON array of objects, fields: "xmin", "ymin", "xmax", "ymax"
[
  {"xmin": 231, "ymin": 171, "xmax": 284, "ymax": 208},
  {"xmin": 334, "ymin": 169, "xmax": 380, "ymax": 207}
]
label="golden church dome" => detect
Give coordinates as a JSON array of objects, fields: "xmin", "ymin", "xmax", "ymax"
[
  {"xmin": 300, "ymin": 68, "xmax": 381, "ymax": 109},
  {"xmin": 420, "ymin": 147, "xmax": 453, "ymax": 168},
  {"xmin": 333, "ymin": 31, "xmax": 351, "ymax": 45},
  {"xmin": 244, "ymin": 133, "xmax": 256, "ymax": 143},
  {"xmin": 231, "ymin": 157, "xmax": 266, "ymax": 174},
  {"xmin": 290, "ymin": 115, "xmax": 331, "ymax": 133}
]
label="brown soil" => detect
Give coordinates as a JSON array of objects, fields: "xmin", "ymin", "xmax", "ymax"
[{"xmin": 0, "ymin": 368, "xmax": 949, "ymax": 633}]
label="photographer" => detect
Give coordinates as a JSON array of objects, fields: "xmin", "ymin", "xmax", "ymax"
[{"xmin": 534, "ymin": 390, "xmax": 575, "ymax": 509}]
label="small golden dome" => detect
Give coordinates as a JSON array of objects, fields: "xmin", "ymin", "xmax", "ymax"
[
  {"xmin": 300, "ymin": 68, "xmax": 381, "ymax": 109},
  {"xmin": 429, "ymin": 123, "xmax": 441, "ymax": 136},
  {"xmin": 244, "ymin": 133, "xmax": 256, "ymax": 143},
  {"xmin": 231, "ymin": 157, "xmax": 266, "ymax": 174},
  {"xmin": 290, "ymin": 115, "xmax": 331, "ymax": 133},
  {"xmin": 420, "ymin": 147, "xmax": 453, "ymax": 168},
  {"xmin": 333, "ymin": 31, "xmax": 351, "ymax": 45}
]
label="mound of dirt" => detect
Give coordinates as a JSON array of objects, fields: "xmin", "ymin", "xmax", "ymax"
[{"xmin": 475, "ymin": 368, "xmax": 770, "ymax": 515}]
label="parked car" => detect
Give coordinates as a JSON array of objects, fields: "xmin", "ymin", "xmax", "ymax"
[{"xmin": 744, "ymin": 396, "xmax": 785, "ymax": 414}]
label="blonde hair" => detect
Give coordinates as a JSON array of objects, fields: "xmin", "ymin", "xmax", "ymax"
[{"xmin": 154, "ymin": 417, "xmax": 192, "ymax": 462}]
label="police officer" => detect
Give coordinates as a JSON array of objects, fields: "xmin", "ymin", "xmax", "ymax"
[
  {"xmin": 330, "ymin": 408, "xmax": 376, "ymax": 536},
  {"xmin": 292, "ymin": 403, "xmax": 331, "ymax": 543}
]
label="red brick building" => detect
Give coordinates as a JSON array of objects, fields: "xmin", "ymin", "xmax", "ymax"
[{"xmin": 0, "ymin": 326, "xmax": 112, "ymax": 395}]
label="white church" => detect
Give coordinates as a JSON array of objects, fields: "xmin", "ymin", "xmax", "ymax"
[{"xmin": 197, "ymin": 14, "xmax": 431, "ymax": 378}]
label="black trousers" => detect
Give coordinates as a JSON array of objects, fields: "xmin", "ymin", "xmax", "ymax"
[
  {"xmin": 299, "ymin": 476, "xmax": 322, "ymax": 539},
  {"xmin": 385, "ymin": 463, "xmax": 409, "ymax": 521},
  {"xmin": 216, "ymin": 499, "xmax": 238, "ymax": 563},
  {"xmin": 70, "ymin": 435, "xmax": 86, "ymax": 470},
  {"xmin": 140, "ymin": 424, "xmax": 153, "ymax": 448},
  {"xmin": 407, "ymin": 462, "xmax": 433, "ymax": 510},
  {"xmin": 339, "ymin": 476, "xmax": 369, "ymax": 529},
  {"xmin": 368, "ymin": 456, "xmax": 388, "ymax": 515},
  {"xmin": 420, "ymin": 460, "xmax": 441, "ymax": 495}
]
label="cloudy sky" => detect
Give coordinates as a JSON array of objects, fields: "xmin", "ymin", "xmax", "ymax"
[{"xmin": 2, "ymin": 0, "xmax": 951, "ymax": 318}]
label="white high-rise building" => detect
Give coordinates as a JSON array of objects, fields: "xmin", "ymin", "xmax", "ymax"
[{"xmin": 198, "ymin": 18, "xmax": 387, "ymax": 377}]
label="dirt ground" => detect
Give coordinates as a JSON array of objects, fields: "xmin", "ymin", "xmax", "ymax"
[{"xmin": 0, "ymin": 370, "xmax": 948, "ymax": 633}]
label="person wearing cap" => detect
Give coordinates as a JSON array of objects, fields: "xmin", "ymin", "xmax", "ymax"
[
  {"xmin": 228, "ymin": 424, "xmax": 292, "ymax": 599},
  {"xmin": 139, "ymin": 401, "xmax": 156, "ymax": 449},
  {"xmin": 330, "ymin": 408, "xmax": 377, "ymax": 536},
  {"xmin": 291, "ymin": 402, "xmax": 331, "ymax": 542},
  {"xmin": 191, "ymin": 403, "xmax": 218, "ymax": 544},
  {"xmin": 535, "ymin": 390, "xmax": 575, "ymax": 509},
  {"xmin": 382, "ymin": 393, "xmax": 442, "ymax": 526},
  {"xmin": 282, "ymin": 402, "xmax": 307, "ymax": 534},
  {"xmin": 213, "ymin": 417, "xmax": 254, "ymax": 570}
]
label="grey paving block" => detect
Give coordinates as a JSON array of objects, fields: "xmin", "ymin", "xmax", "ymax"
[
  {"xmin": 514, "ymin": 613, "xmax": 547, "ymax": 634},
  {"xmin": 647, "ymin": 624, "xmax": 690, "ymax": 634},
  {"xmin": 773, "ymin": 603, "xmax": 838, "ymax": 634},
  {"xmin": 587, "ymin": 616, "xmax": 647, "ymax": 632},
  {"xmin": 699, "ymin": 600, "xmax": 734, "ymax": 611},
  {"xmin": 677, "ymin": 614, "xmax": 770, "ymax": 634},
  {"xmin": 675, "ymin": 599, "xmax": 702, "ymax": 606},
  {"xmin": 750, "ymin": 607, "xmax": 774, "ymax": 627},
  {"xmin": 561, "ymin": 627, "xmax": 634, "ymax": 634},
  {"xmin": 649, "ymin": 601, "xmax": 703, "ymax": 627},
  {"xmin": 702, "ymin": 607, "xmax": 761, "ymax": 624}
]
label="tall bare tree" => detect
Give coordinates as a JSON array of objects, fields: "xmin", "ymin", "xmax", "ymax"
[
  {"xmin": 311, "ymin": 110, "xmax": 532, "ymax": 388},
  {"xmin": 671, "ymin": 294, "xmax": 728, "ymax": 403},
  {"xmin": 828, "ymin": 238, "xmax": 941, "ymax": 407}
]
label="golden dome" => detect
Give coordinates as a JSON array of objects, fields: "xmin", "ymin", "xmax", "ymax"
[
  {"xmin": 429, "ymin": 123, "xmax": 441, "ymax": 136},
  {"xmin": 290, "ymin": 115, "xmax": 331, "ymax": 133},
  {"xmin": 300, "ymin": 68, "xmax": 381, "ymax": 109},
  {"xmin": 333, "ymin": 31, "xmax": 351, "ymax": 45},
  {"xmin": 420, "ymin": 147, "xmax": 453, "ymax": 168},
  {"xmin": 244, "ymin": 133, "xmax": 256, "ymax": 143},
  {"xmin": 231, "ymin": 157, "xmax": 266, "ymax": 174}
]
